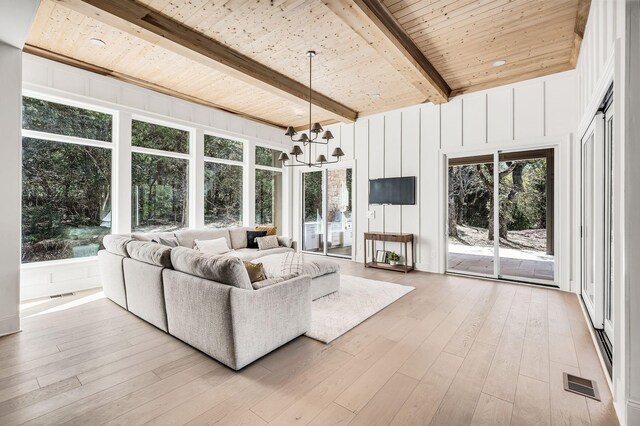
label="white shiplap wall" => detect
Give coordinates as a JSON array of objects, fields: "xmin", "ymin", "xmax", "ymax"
[{"xmin": 292, "ymin": 70, "xmax": 578, "ymax": 281}]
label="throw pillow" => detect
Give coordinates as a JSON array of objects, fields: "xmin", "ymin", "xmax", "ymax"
[
  {"xmin": 276, "ymin": 236, "xmax": 292, "ymax": 248},
  {"xmin": 280, "ymin": 251, "xmax": 304, "ymax": 276},
  {"xmin": 257, "ymin": 235, "xmax": 280, "ymax": 251},
  {"xmin": 246, "ymin": 230, "xmax": 268, "ymax": 249},
  {"xmin": 255, "ymin": 226, "xmax": 277, "ymax": 236},
  {"xmin": 195, "ymin": 237, "xmax": 231, "ymax": 255},
  {"xmin": 243, "ymin": 261, "xmax": 266, "ymax": 283},
  {"xmin": 251, "ymin": 273, "xmax": 299, "ymax": 290},
  {"xmin": 152, "ymin": 236, "xmax": 179, "ymax": 247}
]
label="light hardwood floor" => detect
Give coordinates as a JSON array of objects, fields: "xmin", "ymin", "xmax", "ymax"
[{"xmin": 0, "ymin": 259, "xmax": 618, "ymax": 425}]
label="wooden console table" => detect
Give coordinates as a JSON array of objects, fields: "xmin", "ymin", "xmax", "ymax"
[{"xmin": 364, "ymin": 232, "xmax": 415, "ymax": 273}]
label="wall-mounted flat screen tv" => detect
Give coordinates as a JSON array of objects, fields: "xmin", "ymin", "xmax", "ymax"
[{"xmin": 369, "ymin": 176, "xmax": 415, "ymax": 205}]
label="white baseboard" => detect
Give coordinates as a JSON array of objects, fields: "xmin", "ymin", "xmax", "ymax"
[{"xmin": 0, "ymin": 313, "xmax": 20, "ymax": 337}]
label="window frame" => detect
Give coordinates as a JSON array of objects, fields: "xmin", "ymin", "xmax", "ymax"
[
  {"xmin": 20, "ymin": 94, "xmax": 116, "ymax": 264},
  {"xmin": 203, "ymin": 131, "xmax": 246, "ymax": 228}
]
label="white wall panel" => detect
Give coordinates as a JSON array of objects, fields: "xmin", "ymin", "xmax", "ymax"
[
  {"xmin": 384, "ymin": 111, "xmax": 403, "ymax": 254},
  {"xmin": 420, "ymin": 104, "xmax": 441, "ymax": 270},
  {"xmin": 514, "ymin": 81, "xmax": 544, "ymax": 139},
  {"xmin": 368, "ymin": 115, "xmax": 385, "ymax": 236},
  {"xmin": 354, "ymin": 119, "xmax": 369, "ymax": 262},
  {"xmin": 546, "ymin": 73, "xmax": 579, "ymax": 136},
  {"xmin": 487, "ymin": 86, "xmax": 513, "ymax": 143},
  {"xmin": 341, "ymin": 122, "xmax": 355, "ymax": 161},
  {"xmin": 441, "ymin": 97, "xmax": 463, "ymax": 148},
  {"xmin": 401, "ymin": 107, "xmax": 421, "ymax": 264},
  {"xmin": 462, "ymin": 93, "xmax": 487, "ymax": 146}
]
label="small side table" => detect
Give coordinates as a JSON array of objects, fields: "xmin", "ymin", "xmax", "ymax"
[{"xmin": 364, "ymin": 232, "xmax": 415, "ymax": 273}]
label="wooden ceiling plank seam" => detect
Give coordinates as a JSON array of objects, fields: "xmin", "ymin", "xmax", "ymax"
[
  {"xmin": 345, "ymin": 0, "xmax": 451, "ymax": 102},
  {"xmin": 449, "ymin": 62, "xmax": 574, "ymax": 96},
  {"xmin": 412, "ymin": 2, "xmax": 578, "ymax": 48},
  {"xmin": 59, "ymin": 0, "xmax": 358, "ymax": 123},
  {"xmin": 23, "ymin": 43, "xmax": 297, "ymax": 129}
]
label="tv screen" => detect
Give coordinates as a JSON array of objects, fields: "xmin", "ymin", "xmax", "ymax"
[{"xmin": 369, "ymin": 176, "xmax": 415, "ymax": 205}]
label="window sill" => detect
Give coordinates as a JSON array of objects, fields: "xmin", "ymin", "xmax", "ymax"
[{"xmin": 20, "ymin": 256, "xmax": 99, "ymax": 270}]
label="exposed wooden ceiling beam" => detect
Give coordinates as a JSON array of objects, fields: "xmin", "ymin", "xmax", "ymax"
[
  {"xmin": 23, "ymin": 44, "xmax": 288, "ymax": 129},
  {"xmin": 54, "ymin": 0, "xmax": 358, "ymax": 123},
  {"xmin": 324, "ymin": 0, "xmax": 450, "ymax": 104},
  {"xmin": 569, "ymin": 0, "xmax": 592, "ymax": 67}
]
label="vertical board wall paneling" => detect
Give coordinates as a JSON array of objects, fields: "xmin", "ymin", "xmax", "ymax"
[
  {"xmin": 545, "ymin": 73, "xmax": 579, "ymax": 136},
  {"xmin": 420, "ymin": 103, "xmax": 441, "ymax": 271},
  {"xmin": 354, "ymin": 118, "xmax": 370, "ymax": 262},
  {"xmin": 340, "ymin": 122, "xmax": 355, "ymax": 161},
  {"xmin": 440, "ymin": 97, "xmax": 463, "ymax": 148},
  {"xmin": 384, "ymin": 110, "xmax": 403, "ymax": 255},
  {"xmin": 514, "ymin": 81, "xmax": 545, "ymax": 139},
  {"xmin": 487, "ymin": 86, "xmax": 514, "ymax": 143},
  {"xmin": 368, "ymin": 116, "xmax": 385, "ymax": 246},
  {"xmin": 462, "ymin": 93, "xmax": 488, "ymax": 146},
  {"xmin": 401, "ymin": 107, "xmax": 421, "ymax": 265}
]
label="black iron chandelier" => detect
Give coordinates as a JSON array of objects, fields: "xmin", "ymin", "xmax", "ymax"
[{"xmin": 278, "ymin": 51, "xmax": 344, "ymax": 168}]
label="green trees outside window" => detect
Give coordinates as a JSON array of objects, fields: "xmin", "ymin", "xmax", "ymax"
[
  {"xmin": 22, "ymin": 139, "xmax": 112, "ymax": 263},
  {"xmin": 205, "ymin": 162, "xmax": 243, "ymax": 227}
]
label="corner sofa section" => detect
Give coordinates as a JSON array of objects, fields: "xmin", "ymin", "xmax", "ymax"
[{"xmin": 98, "ymin": 227, "xmax": 311, "ymax": 370}]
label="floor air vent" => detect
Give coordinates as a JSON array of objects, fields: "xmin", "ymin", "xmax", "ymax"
[
  {"xmin": 49, "ymin": 292, "xmax": 75, "ymax": 299},
  {"xmin": 563, "ymin": 373, "xmax": 600, "ymax": 401}
]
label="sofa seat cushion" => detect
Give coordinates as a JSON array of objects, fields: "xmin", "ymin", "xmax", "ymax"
[
  {"xmin": 259, "ymin": 253, "xmax": 340, "ymax": 279},
  {"xmin": 174, "ymin": 229, "xmax": 231, "ymax": 249},
  {"xmin": 103, "ymin": 234, "xmax": 133, "ymax": 257},
  {"xmin": 228, "ymin": 227, "xmax": 253, "ymax": 249},
  {"xmin": 170, "ymin": 247, "xmax": 252, "ymax": 290},
  {"xmin": 231, "ymin": 247, "xmax": 294, "ymax": 261},
  {"xmin": 126, "ymin": 241, "xmax": 172, "ymax": 268}
]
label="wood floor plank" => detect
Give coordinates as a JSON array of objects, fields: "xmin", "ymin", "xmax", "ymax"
[
  {"xmin": 512, "ymin": 375, "xmax": 551, "ymax": 426},
  {"xmin": 520, "ymin": 288, "xmax": 550, "ymax": 382},
  {"xmin": 0, "ymin": 260, "xmax": 618, "ymax": 426},
  {"xmin": 62, "ymin": 359, "xmax": 223, "ymax": 426},
  {"xmin": 308, "ymin": 402, "xmax": 355, "ymax": 426},
  {"xmin": 430, "ymin": 341, "xmax": 498, "ymax": 426},
  {"xmin": 391, "ymin": 351, "xmax": 463, "ymax": 425},
  {"xmin": 269, "ymin": 336, "xmax": 395, "ymax": 425},
  {"xmin": 349, "ymin": 372, "xmax": 418, "ymax": 426},
  {"xmin": 482, "ymin": 287, "xmax": 531, "ymax": 402},
  {"xmin": 470, "ymin": 392, "xmax": 513, "ymax": 425}
]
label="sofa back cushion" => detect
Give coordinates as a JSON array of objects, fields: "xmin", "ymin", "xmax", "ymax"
[
  {"xmin": 170, "ymin": 247, "xmax": 252, "ymax": 290},
  {"xmin": 126, "ymin": 241, "xmax": 173, "ymax": 268},
  {"xmin": 228, "ymin": 227, "xmax": 253, "ymax": 249},
  {"xmin": 131, "ymin": 231, "xmax": 176, "ymax": 242},
  {"xmin": 174, "ymin": 229, "xmax": 231, "ymax": 249},
  {"xmin": 103, "ymin": 234, "xmax": 133, "ymax": 257}
]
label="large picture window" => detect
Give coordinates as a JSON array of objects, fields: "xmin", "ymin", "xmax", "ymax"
[
  {"xmin": 204, "ymin": 135, "xmax": 244, "ymax": 228},
  {"xmin": 255, "ymin": 146, "xmax": 283, "ymax": 231},
  {"xmin": 131, "ymin": 120, "xmax": 189, "ymax": 232},
  {"xmin": 21, "ymin": 97, "xmax": 113, "ymax": 263}
]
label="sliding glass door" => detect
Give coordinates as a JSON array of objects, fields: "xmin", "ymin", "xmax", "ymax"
[
  {"xmin": 302, "ymin": 167, "xmax": 353, "ymax": 258},
  {"xmin": 446, "ymin": 149, "xmax": 556, "ymax": 285}
]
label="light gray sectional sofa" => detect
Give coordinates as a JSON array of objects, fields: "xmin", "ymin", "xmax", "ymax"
[{"xmin": 98, "ymin": 227, "xmax": 340, "ymax": 370}]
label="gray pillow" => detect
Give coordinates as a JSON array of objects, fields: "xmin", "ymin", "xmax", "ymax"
[
  {"xmin": 126, "ymin": 241, "xmax": 172, "ymax": 268},
  {"xmin": 257, "ymin": 235, "xmax": 279, "ymax": 251},
  {"xmin": 170, "ymin": 247, "xmax": 252, "ymax": 290},
  {"xmin": 276, "ymin": 236, "xmax": 293, "ymax": 248},
  {"xmin": 251, "ymin": 273, "xmax": 299, "ymax": 290}
]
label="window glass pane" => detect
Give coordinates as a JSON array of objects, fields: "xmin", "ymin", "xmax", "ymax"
[
  {"xmin": 132, "ymin": 120, "xmax": 189, "ymax": 154},
  {"xmin": 22, "ymin": 96, "xmax": 112, "ymax": 142},
  {"xmin": 255, "ymin": 146, "xmax": 282, "ymax": 167},
  {"xmin": 204, "ymin": 135, "xmax": 243, "ymax": 161},
  {"xmin": 255, "ymin": 169, "xmax": 282, "ymax": 230},
  {"xmin": 205, "ymin": 162, "xmax": 243, "ymax": 228},
  {"xmin": 131, "ymin": 153, "xmax": 189, "ymax": 232},
  {"xmin": 22, "ymin": 138, "xmax": 112, "ymax": 263}
]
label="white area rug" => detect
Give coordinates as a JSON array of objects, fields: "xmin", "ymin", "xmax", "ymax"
[{"xmin": 305, "ymin": 275, "xmax": 415, "ymax": 343}]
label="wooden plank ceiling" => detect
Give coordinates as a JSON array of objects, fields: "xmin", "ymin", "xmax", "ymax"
[{"xmin": 25, "ymin": 0, "xmax": 589, "ymax": 129}]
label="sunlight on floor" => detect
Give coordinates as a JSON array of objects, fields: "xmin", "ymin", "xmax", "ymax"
[{"xmin": 24, "ymin": 291, "xmax": 105, "ymax": 318}]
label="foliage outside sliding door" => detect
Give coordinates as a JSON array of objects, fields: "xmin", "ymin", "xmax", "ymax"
[
  {"xmin": 447, "ymin": 149, "xmax": 555, "ymax": 284},
  {"xmin": 21, "ymin": 97, "xmax": 113, "ymax": 263}
]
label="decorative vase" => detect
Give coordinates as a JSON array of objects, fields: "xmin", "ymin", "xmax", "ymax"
[{"xmin": 390, "ymin": 260, "xmax": 398, "ymax": 266}]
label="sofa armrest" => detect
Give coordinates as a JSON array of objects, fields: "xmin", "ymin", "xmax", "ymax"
[
  {"xmin": 229, "ymin": 274, "xmax": 311, "ymax": 369},
  {"xmin": 291, "ymin": 240, "xmax": 298, "ymax": 251}
]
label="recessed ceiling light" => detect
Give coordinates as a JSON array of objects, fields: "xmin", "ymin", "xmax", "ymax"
[
  {"xmin": 89, "ymin": 38, "xmax": 106, "ymax": 47},
  {"xmin": 493, "ymin": 60, "xmax": 507, "ymax": 67},
  {"xmin": 370, "ymin": 93, "xmax": 381, "ymax": 99}
]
